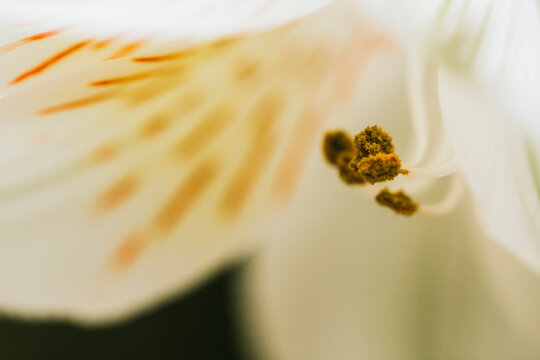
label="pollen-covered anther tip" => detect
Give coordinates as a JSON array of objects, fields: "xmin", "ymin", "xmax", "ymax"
[
  {"xmin": 375, "ymin": 188, "xmax": 418, "ymax": 216},
  {"xmin": 322, "ymin": 131, "xmax": 365, "ymax": 185},
  {"xmin": 350, "ymin": 152, "xmax": 404, "ymax": 184},
  {"xmin": 347, "ymin": 125, "xmax": 409, "ymax": 184},
  {"xmin": 323, "ymin": 130, "xmax": 354, "ymax": 165},
  {"xmin": 336, "ymin": 152, "xmax": 365, "ymax": 185},
  {"xmin": 353, "ymin": 125, "xmax": 394, "ymax": 158}
]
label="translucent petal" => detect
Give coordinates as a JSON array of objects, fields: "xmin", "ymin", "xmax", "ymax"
[
  {"xmin": 438, "ymin": 69, "xmax": 540, "ymax": 274},
  {"xmin": 0, "ymin": 0, "xmax": 332, "ymax": 40},
  {"xmin": 0, "ymin": 0, "xmax": 332, "ymax": 92},
  {"xmin": 467, "ymin": 0, "xmax": 540, "ymax": 185},
  {"xmin": 0, "ymin": 1, "xmax": 382, "ymax": 323},
  {"xmin": 356, "ymin": 0, "xmax": 540, "ymax": 271},
  {"xmin": 239, "ymin": 144, "xmax": 540, "ymax": 360}
]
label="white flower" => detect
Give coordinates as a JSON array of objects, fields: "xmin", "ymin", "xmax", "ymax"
[
  {"xmin": 0, "ymin": 0, "xmax": 371, "ymax": 322},
  {"xmin": 0, "ymin": 4, "xmax": 539, "ymax": 358},
  {"xmin": 357, "ymin": 0, "xmax": 540, "ymax": 273},
  {"xmin": 240, "ymin": 1, "xmax": 540, "ymax": 358}
]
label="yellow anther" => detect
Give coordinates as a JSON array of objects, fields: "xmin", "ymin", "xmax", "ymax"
[
  {"xmin": 336, "ymin": 152, "xmax": 365, "ymax": 185},
  {"xmin": 350, "ymin": 153, "xmax": 407, "ymax": 185},
  {"xmin": 323, "ymin": 126, "xmax": 416, "ymax": 216},
  {"xmin": 323, "ymin": 130, "xmax": 354, "ymax": 165},
  {"xmin": 353, "ymin": 125, "xmax": 394, "ymax": 158},
  {"xmin": 375, "ymin": 188, "xmax": 418, "ymax": 216}
]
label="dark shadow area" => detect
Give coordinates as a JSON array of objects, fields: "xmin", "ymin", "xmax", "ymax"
[{"xmin": 0, "ymin": 266, "xmax": 246, "ymax": 360}]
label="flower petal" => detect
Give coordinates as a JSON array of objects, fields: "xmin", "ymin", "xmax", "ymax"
[
  {"xmin": 0, "ymin": 0, "xmax": 332, "ymax": 91},
  {"xmin": 0, "ymin": 1, "xmax": 381, "ymax": 323},
  {"xmin": 240, "ymin": 142, "xmax": 540, "ymax": 360},
  {"xmin": 356, "ymin": 0, "xmax": 540, "ymax": 272},
  {"xmin": 240, "ymin": 49, "xmax": 540, "ymax": 358},
  {"xmin": 0, "ymin": 0, "xmax": 333, "ymax": 38},
  {"xmin": 438, "ymin": 69, "xmax": 540, "ymax": 273}
]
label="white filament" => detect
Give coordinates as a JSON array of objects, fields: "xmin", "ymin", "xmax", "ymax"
[
  {"xmin": 420, "ymin": 175, "xmax": 466, "ymax": 216},
  {"xmin": 403, "ymin": 156, "xmax": 459, "ymax": 178},
  {"xmin": 405, "ymin": 51, "xmax": 430, "ymax": 165}
]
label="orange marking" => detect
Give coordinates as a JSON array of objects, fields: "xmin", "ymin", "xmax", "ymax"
[
  {"xmin": 89, "ymin": 71, "xmax": 154, "ymax": 86},
  {"xmin": 132, "ymin": 47, "xmax": 198, "ymax": 63},
  {"xmin": 176, "ymin": 90, "xmax": 205, "ymax": 113},
  {"xmin": 96, "ymin": 175, "xmax": 139, "ymax": 213},
  {"xmin": 13, "ymin": 19, "xmax": 49, "ymax": 28},
  {"xmin": 209, "ymin": 37, "xmax": 237, "ymax": 50},
  {"xmin": 154, "ymin": 160, "xmax": 218, "ymax": 234},
  {"xmin": 272, "ymin": 33, "xmax": 381, "ymax": 200},
  {"xmin": 125, "ymin": 78, "xmax": 179, "ymax": 106},
  {"xmin": 272, "ymin": 108, "xmax": 325, "ymax": 201},
  {"xmin": 235, "ymin": 61, "xmax": 259, "ymax": 82},
  {"xmin": 132, "ymin": 53, "xmax": 181, "ymax": 63},
  {"xmin": 111, "ymin": 235, "xmax": 146, "ymax": 270},
  {"xmin": 92, "ymin": 37, "xmax": 116, "ymax": 50},
  {"xmin": 90, "ymin": 143, "xmax": 119, "ymax": 164},
  {"xmin": 9, "ymin": 40, "xmax": 90, "ymax": 85},
  {"xmin": 220, "ymin": 95, "xmax": 282, "ymax": 218},
  {"xmin": 107, "ymin": 39, "xmax": 147, "ymax": 60},
  {"xmin": 37, "ymin": 90, "xmax": 116, "ymax": 115},
  {"xmin": 173, "ymin": 104, "xmax": 232, "ymax": 158},
  {"xmin": 0, "ymin": 28, "xmax": 65, "ymax": 54},
  {"xmin": 139, "ymin": 115, "xmax": 170, "ymax": 138}
]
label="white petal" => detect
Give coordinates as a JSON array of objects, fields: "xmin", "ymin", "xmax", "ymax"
[
  {"xmin": 0, "ymin": 1, "xmax": 381, "ymax": 323},
  {"xmin": 239, "ymin": 49, "xmax": 540, "ymax": 359},
  {"xmin": 0, "ymin": 0, "xmax": 332, "ymax": 92},
  {"xmin": 356, "ymin": 0, "xmax": 540, "ymax": 272},
  {"xmin": 468, "ymin": 0, "xmax": 540, "ymax": 181},
  {"xmin": 0, "ymin": 0, "xmax": 332, "ymax": 40},
  {"xmin": 438, "ymin": 69, "xmax": 540, "ymax": 273},
  {"xmin": 239, "ymin": 141, "xmax": 540, "ymax": 360}
]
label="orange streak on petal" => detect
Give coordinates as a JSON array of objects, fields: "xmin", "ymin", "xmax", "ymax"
[
  {"xmin": 110, "ymin": 161, "xmax": 218, "ymax": 270},
  {"xmin": 107, "ymin": 39, "xmax": 147, "ymax": 60},
  {"xmin": 92, "ymin": 37, "xmax": 117, "ymax": 50},
  {"xmin": 110, "ymin": 235, "xmax": 146, "ymax": 270},
  {"xmin": 12, "ymin": 18, "xmax": 49, "ymax": 28},
  {"xmin": 89, "ymin": 71, "xmax": 154, "ymax": 86},
  {"xmin": 172, "ymin": 104, "xmax": 232, "ymax": 159},
  {"xmin": 9, "ymin": 40, "xmax": 90, "ymax": 85},
  {"xmin": 131, "ymin": 47, "xmax": 199, "ymax": 63},
  {"xmin": 131, "ymin": 53, "xmax": 181, "ymax": 63},
  {"xmin": 153, "ymin": 160, "xmax": 219, "ymax": 234},
  {"xmin": 89, "ymin": 143, "xmax": 120, "ymax": 164},
  {"xmin": 219, "ymin": 95, "xmax": 282, "ymax": 219},
  {"xmin": 139, "ymin": 114, "xmax": 170, "ymax": 139},
  {"xmin": 0, "ymin": 28, "xmax": 65, "ymax": 54},
  {"xmin": 95, "ymin": 175, "xmax": 140, "ymax": 213},
  {"xmin": 37, "ymin": 90, "xmax": 116, "ymax": 115},
  {"xmin": 272, "ymin": 107, "xmax": 326, "ymax": 201}
]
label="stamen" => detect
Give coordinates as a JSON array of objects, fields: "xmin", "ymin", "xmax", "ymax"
[
  {"xmin": 336, "ymin": 152, "xmax": 365, "ymax": 185},
  {"xmin": 323, "ymin": 130, "xmax": 354, "ymax": 165},
  {"xmin": 405, "ymin": 52, "xmax": 430, "ymax": 165},
  {"xmin": 323, "ymin": 126, "xmax": 408, "ymax": 185},
  {"xmin": 351, "ymin": 153, "xmax": 407, "ymax": 184},
  {"xmin": 349, "ymin": 125, "xmax": 407, "ymax": 184},
  {"xmin": 322, "ymin": 124, "xmax": 458, "ymax": 218},
  {"xmin": 375, "ymin": 188, "xmax": 418, "ymax": 216},
  {"xmin": 353, "ymin": 125, "xmax": 394, "ymax": 158},
  {"xmin": 322, "ymin": 131, "xmax": 365, "ymax": 184},
  {"xmin": 403, "ymin": 156, "xmax": 458, "ymax": 178},
  {"xmin": 420, "ymin": 175, "xmax": 465, "ymax": 216}
]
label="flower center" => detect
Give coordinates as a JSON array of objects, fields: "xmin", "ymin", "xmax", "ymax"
[
  {"xmin": 322, "ymin": 56, "xmax": 465, "ymax": 217},
  {"xmin": 323, "ymin": 126, "xmax": 418, "ymax": 215}
]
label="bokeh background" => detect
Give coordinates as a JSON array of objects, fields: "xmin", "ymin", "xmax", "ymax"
[{"xmin": 0, "ymin": 265, "xmax": 245, "ymax": 360}]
